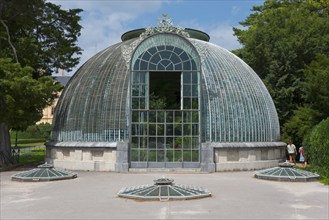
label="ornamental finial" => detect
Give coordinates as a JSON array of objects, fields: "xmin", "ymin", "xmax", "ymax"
[{"xmin": 157, "ymin": 13, "xmax": 173, "ymax": 28}]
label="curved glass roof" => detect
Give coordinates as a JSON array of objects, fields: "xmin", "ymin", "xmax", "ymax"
[
  {"xmin": 118, "ymin": 178, "xmax": 211, "ymax": 201},
  {"xmin": 11, "ymin": 163, "xmax": 77, "ymax": 182},
  {"xmin": 51, "ymin": 30, "xmax": 280, "ymax": 143},
  {"xmin": 254, "ymin": 167, "xmax": 319, "ymax": 182}
]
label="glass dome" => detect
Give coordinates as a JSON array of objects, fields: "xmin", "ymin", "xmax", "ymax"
[{"xmin": 51, "ymin": 32, "xmax": 279, "ymax": 143}]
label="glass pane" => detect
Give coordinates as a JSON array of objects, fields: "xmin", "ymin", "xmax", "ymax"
[
  {"xmin": 166, "ymin": 150, "xmax": 174, "ymax": 162},
  {"xmin": 183, "ymin": 85, "xmax": 191, "ymax": 96},
  {"xmin": 174, "ymin": 112, "xmax": 182, "ymax": 123},
  {"xmin": 140, "ymin": 60, "xmax": 147, "ymax": 70},
  {"xmin": 192, "ymin": 111, "xmax": 198, "ymax": 123},
  {"xmin": 149, "ymin": 111, "xmax": 156, "ymax": 122},
  {"xmin": 131, "ymin": 124, "xmax": 139, "ymax": 136},
  {"xmin": 132, "ymin": 111, "xmax": 139, "ymax": 122},
  {"xmin": 191, "ymin": 72, "xmax": 198, "ymax": 83},
  {"xmin": 157, "ymin": 124, "xmax": 165, "ymax": 136},
  {"xmin": 166, "ymin": 111, "xmax": 173, "ymax": 122},
  {"xmin": 166, "ymin": 137, "xmax": 173, "ymax": 149},
  {"xmin": 149, "ymin": 124, "xmax": 156, "ymax": 135},
  {"xmin": 132, "ymin": 85, "xmax": 139, "ymax": 96},
  {"xmin": 157, "ymin": 137, "xmax": 165, "ymax": 149},
  {"xmin": 166, "ymin": 124, "xmax": 173, "ymax": 136},
  {"xmin": 140, "ymin": 98, "xmax": 145, "ymax": 109},
  {"xmin": 149, "ymin": 137, "xmax": 156, "ymax": 149},
  {"xmin": 183, "ymin": 150, "xmax": 191, "ymax": 162},
  {"xmin": 157, "ymin": 111, "xmax": 165, "ymax": 123},
  {"xmin": 174, "ymin": 137, "xmax": 182, "ymax": 149},
  {"xmin": 157, "ymin": 150, "xmax": 165, "ymax": 162},
  {"xmin": 140, "ymin": 136, "xmax": 148, "ymax": 148},
  {"xmin": 183, "ymin": 72, "xmax": 191, "ymax": 83},
  {"xmin": 183, "ymin": 111, "xmax": 191, "ymax": 123},
  {"xmin": 192, "ymin": 98, "xmax": 198, "ymax": 109},
  {"xmin": 174, "ymin": 124, "xmax": 182, "ymax": 135},
  {"xmin": 142, "ymin": 51, "xmax": 151, "ymax": 61},
  {"xmin": 140, "ymin": 84, "xmax": 146, "ymax": 96},
  {"xmin": 183, "ymin": 124, "xmax": 191, "ymax": 135},
  {"xmin": 148, "ymin": 150, "xmax": 157, "ymax": 161},
  {"xmin": 131, "ymin": 137, "xmax": 138, "ymax": 148},
  {"xmin": 192, "ymin": 124, "xmax": 199, "ymax": 135},
  {"xmin": 192, "ymin": 137, "xmax": 199, "ymax": 149},
  {"xmin": 132, "ymin": 98, "xmax": 139, "ymax": 109},
  {"xmin": 183, "ymin": 98, "xmax": 191, "ymax": 109},
  {"xmin": 192, "ymin": 150, "xmax": 199, "ymax": 162},
  {"xmin": 183, "ymin": 61, "xmax": 191, "ymax": 70},
  {"xmin": 192, "ymin": 85, "xmax": 198, "ymax": 97},
  {"xmin": 140, "ymin": 149, "xmax": 148, "ymax": 161},
  {"xmin": 183, "ymin": 137, "xmax": 191, "ymax": 149},
  {"xmin": 174, "ymin": 150, "xmax": 182, "ymax": 162},
  {"xmin": 131, "ymin": 149, "xmax": 139, "ymax": 161}
]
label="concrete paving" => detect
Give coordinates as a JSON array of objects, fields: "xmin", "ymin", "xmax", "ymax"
[{"xmin": 1, "ymin": 170, "xmax": 328, "ymax": 219}]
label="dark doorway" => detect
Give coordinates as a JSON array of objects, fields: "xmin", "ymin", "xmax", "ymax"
[{"xmin": 149, "ymin": 72, "xmax": 181, "ymax": 110}]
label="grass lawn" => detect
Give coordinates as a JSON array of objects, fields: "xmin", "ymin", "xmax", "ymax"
[{"xmin": 17, "ymin": 148, "xmax": 46, "ymax": 166}]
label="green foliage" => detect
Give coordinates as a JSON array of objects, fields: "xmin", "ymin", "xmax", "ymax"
[
  {"xmin": 0, "ymin": 0, "xmax": 83, "ymax": 74},
  {"xmin": 303, "ymin": 53, "xmax": 329, "ymax": 120},
  {"xmin": 282, "ymin": 106, "xmax": 319, "ymax": 146},
  {"xmin": 19, "ymin": 148, "xmax": 45, "ymax": 165},
  {"xmin": 233, "ymin": 0, "xmax": 329, "ymax": 127},
  {"xmin": 0, "ymin": 59, "xmax": 61, "ymax": 130},
  {"xmin": 304, "ymin": 118, "xmax": 329, "ymax": 178},
  {"xmin": 149, "ymin": 92, "xmax": 167, "ymax": 109},
  {"xmin": 10, "ymin": 123, "xmax": 52, "ymax": 140}
]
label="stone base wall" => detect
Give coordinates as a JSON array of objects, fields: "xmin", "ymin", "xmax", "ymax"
[
  {"xmin": 46, "ymin": 147, "xmax": 116, "ymax": 171},
  {"xmin": 213, "ymin": 143, "xmax": 286, "ymax": 171},
  {"xmin": 45, "ymin": 142, "xmax": 129, "ymax": 172}
]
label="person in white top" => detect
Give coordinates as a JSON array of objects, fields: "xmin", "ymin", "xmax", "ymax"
[{"xmin": 287, "ymin": 140, "xmax": 297, "ymax": 164}]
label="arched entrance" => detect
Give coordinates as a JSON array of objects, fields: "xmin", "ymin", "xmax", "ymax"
[{"xmin": 130, "ymin": 33, "xmax": 201, "ymax": 169}]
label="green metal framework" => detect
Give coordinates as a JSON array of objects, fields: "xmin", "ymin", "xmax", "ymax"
[{"xmin": 130, "ymin": 34, "xmax": 201, "ymax": 165}]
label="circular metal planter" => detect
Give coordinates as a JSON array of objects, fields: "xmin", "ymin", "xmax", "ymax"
[
  {"xmin": 118, "ymin": 178, "xmax": 211, "ymax": 201},
  {"xmin": 254, "ymin": 163, "xmax": 319, "ymax": 182},
  {"xmin": 11, "ymin": 163, "xmax": 77, "ymax": 182}
]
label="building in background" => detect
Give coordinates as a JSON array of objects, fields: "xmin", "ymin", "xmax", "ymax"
[
  {"xmin": 46, "ymin": 15, "xmax": 286, "ymax": 172},
  {"xmin": 37, "ymin": 75, "xmax": 71, "ymax": 124}
]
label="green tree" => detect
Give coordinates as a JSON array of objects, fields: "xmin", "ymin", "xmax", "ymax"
[
  {"xmin": 283, "ymin": 54, "xmax": 329, "ymax": 145},
  {"xmin": 0, "ymin": 59, "xmax": 61, "ymax": 163},
  {"xmin": 303, "ymin": 118, "xmax": 329, "ymax": 178},
  {"xmin": 0, "ymin": 0, "xmax": 82, "ymax": 73},
  {"xmin": 233, "ymin": 0, "xmax": 329, "ymax": 128},
  {"xmin": 0, "ymin": 0, "xmax": 82, "ymax": 164}
]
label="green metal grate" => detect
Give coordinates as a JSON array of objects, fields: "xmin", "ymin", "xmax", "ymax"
[
  {"xmin": 118, "ymin": 178, "xmax": 211, "ymax": 201},
  {"xmin": 254, "ymin": 166, "xmax": 319, "ymax": 182},
  {"xmin": 11, "ymin": 163, "xmax": 77, "ymax": 182}
]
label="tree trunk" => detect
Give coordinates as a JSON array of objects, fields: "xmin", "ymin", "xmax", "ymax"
[{"xmin": 0, "ymin": 123, "xmax": 13, "ymax": 164}]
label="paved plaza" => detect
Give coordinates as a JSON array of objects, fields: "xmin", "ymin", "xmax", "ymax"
[{"xmin": 1, "ymin": 170, "xmax": 328, "ymax": 219}]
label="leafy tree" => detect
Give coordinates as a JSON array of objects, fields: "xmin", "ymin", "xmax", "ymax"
[
  {"xmin": 0, "ymin": 0, "xmax": 82, "ymax": 164},
  {"xmin": 0, "ymin": 0, "xmax": 82, "ymax": 73},
  {"xmin": 303, "ymin": 53, "xmax": 329, "ymax": 120},
  {"xmin": 303, "ymin": 118, "xmax": 329, "ymax": 178},
  {"xmin": 0, "ymin": 59, "xmax": 61, "ymax": 163},
  {"xmin": 233, "ymin": 0, "xmax": 329, "ymax": 128},
  {"xmin": 283, "ymin": 54, "xmax": 329, "ymax": 145},
  {"xmin": 282, "ymin": 106, "xmax": 319, "ymax": 146}
]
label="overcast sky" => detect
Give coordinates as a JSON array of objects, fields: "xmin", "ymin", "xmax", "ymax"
[{"xmin": 49, "ymin": 0, "xmax": 264, "ymax": 75}]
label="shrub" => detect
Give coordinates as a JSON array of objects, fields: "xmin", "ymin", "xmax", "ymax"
[{"xmin": 304, "ymin": 118, "xmax": 329, "ymax": 178}]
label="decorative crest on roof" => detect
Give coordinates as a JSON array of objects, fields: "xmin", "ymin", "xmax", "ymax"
[
  {"xmin": 122, "ymin": 14, "xmax": 190, "ymax": 67},
  {"xmin": 139, "ymin": 14, "xmax": 190, "ymax": 39}
]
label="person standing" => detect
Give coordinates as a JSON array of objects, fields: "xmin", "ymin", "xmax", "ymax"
[
  {"xmin": 299, "ymin": 146, "xmax": 307, "ymax": 168},
  {"xmin": 287, "ymin": 140, "xmax": 297, "ymax": 164}
]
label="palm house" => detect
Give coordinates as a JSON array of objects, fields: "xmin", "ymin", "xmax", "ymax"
[{"xmin": 46, "ymin": 15, "xmax": 286, "ymax": 172}]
